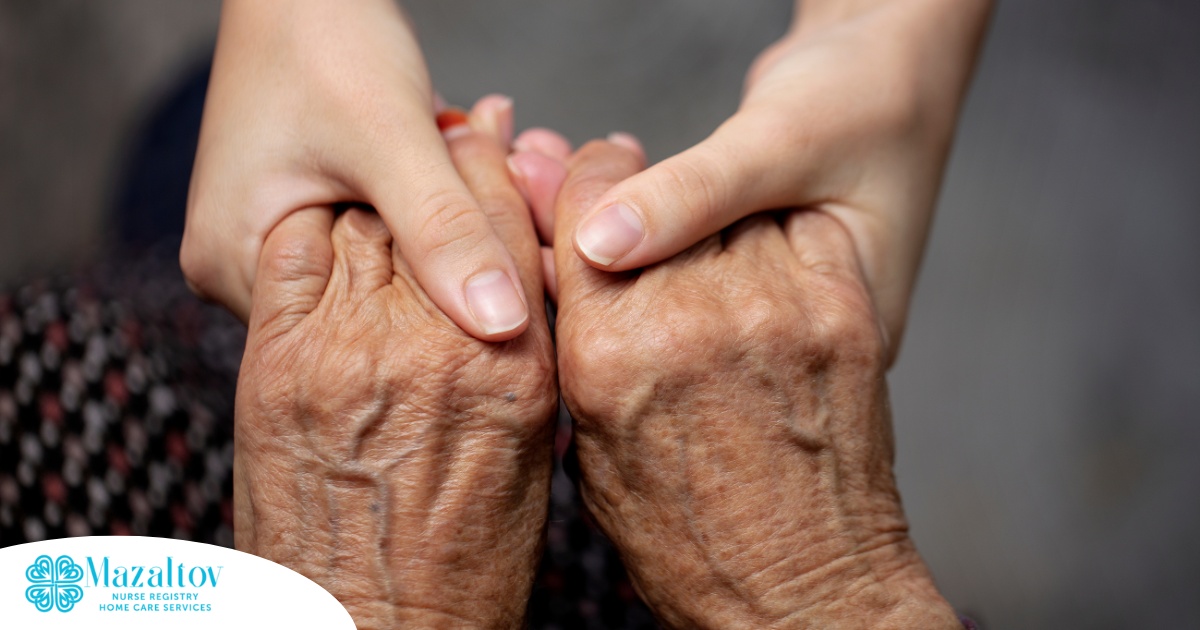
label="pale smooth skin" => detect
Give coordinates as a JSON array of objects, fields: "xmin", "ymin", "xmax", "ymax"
[
  {"xmin": 523, "ymin": 0, "xmax": 990, "ymax": 361},
  {"xmin": 185, "ymin": 0, "xmax": 991, "ymax": 359},
  {"xmin": 233, "ymin": 110, "xmax": 556, "ymax": 629},
  {"xmin": 183, "ymin": 0, "xmax": 530, "ymax": 340},
  {"xmin": 552, "ymin": 139, "xmax": 961, "ymax": 629}
]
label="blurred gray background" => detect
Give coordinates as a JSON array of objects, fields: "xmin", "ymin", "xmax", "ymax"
[{"xmin": 2, "ymin": 1, "xmax": 1197, "ymax": 627}]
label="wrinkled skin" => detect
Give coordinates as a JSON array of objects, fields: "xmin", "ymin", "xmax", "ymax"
[
  {"xmin": 185, "ymin": 0, "xmax": 531, "ymax": 341},
  {"xmin": 233, "ymin": 119, "xmax": 556, "ymax": 628},
  {"xmin": 551, "ymin": 141, "xmax": 960, "ymax": 629}
]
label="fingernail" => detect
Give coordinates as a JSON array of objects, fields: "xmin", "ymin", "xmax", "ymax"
[
  {"xmin": 436, "ymin": 108, "xmax": 470, "ymax": 140},
  {"xmin": 505, "ymin": 154, "xmax": 532, "ymax": 201},
  {"xmin": 576, "ymin": 203, "xmax": 645, "ymax": 266},
  {"xmin": 465, "ymin": 270, "xmax": 528, "ymax": 335},
  {"xmin": 607, "ymin": 132, "xmax": 643, "ymax": 154},
  {"xmin": 496, "ymin": 96, "xmax": 514, "ymax": 147}
]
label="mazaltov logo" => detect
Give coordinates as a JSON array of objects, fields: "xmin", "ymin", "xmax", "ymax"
[{"xmin": 25, "ymin": 554, "xmax": 85, "ymax": 613}]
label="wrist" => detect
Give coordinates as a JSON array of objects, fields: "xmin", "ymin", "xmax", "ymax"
[
  {"xmin": 792, "ymin": 0, "xmax": 993, "ymax": 37},
  {"xmin": 218, "ymin": 0, "xmax": 424, "ymax": 68},
  {"xmin": 223, "ymin": 0, "xmax": 402, "ymax": 24},
  {"xmin": 803, "ymin": 555, "xmax": 961, "ymax": 630},
  {"xmin": 681, "ymin": 546, "xmax": 959, "ymax": 630},
  {"xmin": 630, "ymin": 500, "xmax": 959, "ymax": 630}
]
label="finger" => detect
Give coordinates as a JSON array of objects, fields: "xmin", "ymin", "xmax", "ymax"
[
  {"xmin": 442, "ymin": 107, "xmax": 545, "ymax": 323},
  {"xmin": 507, "ymin": 150, "xmax": 567, "ymax": 245},
  {"xmin": 604, "ymin": 132, "xmax": 646, "ymax": 164},
  {"xmin": 782, "ymin": 208, "xmax": 893, "ymax": 361},
  {"xmin": 554, "ymin": 140, "xmax": 645, "ymax": 303},
  {"xmin": 363, "ymin": 111, "xmax": 530, "ymax": 341},
  {"xmin": 782, "ymin": 209, "xmax": 865, "ymax": 289},
  {"xmin": 470, "ymin": 94, "xmax": 514, "ymax": 148},
  {"xmin": 249, "ymin": 206, "xmax": 335, "ymax": 335},
  {"xmin": 572, "ymin": 113, "xmax": 813, "ymax": 271},
  {"xmin": 513, "ymin": 128, "xmax": 572, "ymax": 161},
  {"xmin": 329, "ymin": 207, "xmax": 394, "ymax": 298}
]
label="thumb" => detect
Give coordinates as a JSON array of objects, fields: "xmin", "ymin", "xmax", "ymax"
[{"xmin": 572, "ymin": 113, "xmax": 814, "ymax": 271}]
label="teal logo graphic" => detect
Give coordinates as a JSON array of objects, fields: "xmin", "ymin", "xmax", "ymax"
[{"xmin": 25, "ymin": 555, "xmax": 84, "ymax": 612}]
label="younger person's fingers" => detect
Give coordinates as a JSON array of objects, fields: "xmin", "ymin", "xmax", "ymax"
[
  {"xmin": 572, "ymin": 114, "xmax": 813, "ymax": 272},
  {"xmin": 180, "ymin": 224, "xmax": 254, "ymax": 323},
  {"xmin": 364, "ymin": 111, "xmax": 530, "ymax": 342},
  {"xmin": 181, "ymin": 262, "xmax": 252, "ymax": 324},
  {"xmin": 443, "ymin": 104, "xmax": 546, "ymax": 318},
  {"xmin": 250, "ymin": 206, "xmax": 335, "ymax": 334}
]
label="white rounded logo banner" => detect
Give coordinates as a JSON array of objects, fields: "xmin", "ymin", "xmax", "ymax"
[{"xmin": 0, "ymin": 536, "xmax": 354, "ymax": 628}]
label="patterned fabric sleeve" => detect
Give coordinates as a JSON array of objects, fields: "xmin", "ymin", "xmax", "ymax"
[{"xmin": 0, "ymin": 258, "xmax": 240, "ymax": 546}]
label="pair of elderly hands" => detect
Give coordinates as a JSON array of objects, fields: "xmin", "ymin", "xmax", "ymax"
[
  {"xmin": 233, "ymin": 100, "xmax": 960, "ymax": 628},
  {"xmin": 189, "ymin": 1, "xmax": 992, "ymax": 627}
]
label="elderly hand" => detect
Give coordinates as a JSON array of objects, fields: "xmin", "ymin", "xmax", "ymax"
[
  {"xmin": 550, "ymin": 140, "xmax": 960, "ymax": 629},
  {"xmin": 563, "ymin": 0, "xmax": 991, "ymax": 361},
  {"xmin": 184, "ymin": 0, "xmax": 531, "ymax": 341},
  {"xmin": 233, "ymin": 107, "xmax": 555, "ymax": 628}
]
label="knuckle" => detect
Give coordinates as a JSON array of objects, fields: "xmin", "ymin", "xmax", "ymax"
[
  {"xmin": 336, "ymin": 208, "xmax": 391, "ymax": 250},
  {"xmin": 561, "ymin": 297, "xmax": 730, "ymax": 432},
  {"xmin": 731, "ymin": 289, "xmax": 793, "ymax": 342},
  {"xmin": 560, "ymin": 175, "xmax": 610, "ymax": 216},
  {"xmin": 568, "ymin": 140, "xmax": 641, "ymax": 181},
  {"xmin": 430, "ymin": 336, "xmax": 559, "ymax": 436},
  {"xmin": 262, "ymin": 230, "xmax": 331, "ymax": 286},
  {"xmin": 805, "ymin": 279, "xmax": 886, "ymax": 368},
  {"xmin": 558, "ymin": 322, "xmax": 637, "ymax": 430},
  {"xmin": 501, "ymin": 354, "xmax": 559, "ymax": 430}
]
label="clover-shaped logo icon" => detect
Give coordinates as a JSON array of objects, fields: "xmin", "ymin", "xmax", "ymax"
[{"xmin": 25, "ymin": 555, "xmax": 85, "ymax": 613}]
